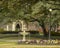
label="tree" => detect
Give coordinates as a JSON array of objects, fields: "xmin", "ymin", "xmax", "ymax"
[
  {"xmin": 0, "ymin": 0, "xmax": 60, "ymax": 36},
  {"xmin": 23, "ymin": 0, "xmax": 60, "ymax": 36}
]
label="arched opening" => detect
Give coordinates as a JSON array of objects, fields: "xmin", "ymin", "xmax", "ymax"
[{"xmin": 16, "ymin": 23, "xmax": 21, "ymax": 31}]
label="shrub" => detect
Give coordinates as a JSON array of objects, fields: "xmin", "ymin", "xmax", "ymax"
[{"xmin": 51, "ymin": 32, "xmax": 60, "ymax": 36}]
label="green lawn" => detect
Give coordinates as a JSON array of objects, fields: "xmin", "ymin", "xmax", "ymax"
[
  {"xmin": 0, "ymin": 42, "xmax": 60, "ymax": 48},
  {"xmin": 0, "ymin": 41, "xmax": 60, "ymax": 48},
  {"xmin": 0, "ymin": 34, "xmax": 60, "ymax": 39},
  {"xmin": 0, "ymin": 34, "xmax": 60, "ymax": 48}
]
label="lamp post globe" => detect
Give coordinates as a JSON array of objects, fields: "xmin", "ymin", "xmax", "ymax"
[{"xmin": 49, "ymin": 9, "xmax": 52, "ymax": 12}]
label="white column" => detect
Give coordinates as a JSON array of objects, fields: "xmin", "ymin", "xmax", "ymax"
[
  {"xmin": 21, "ymin": 21, "xmax": 23, "ymax": 31},
  {"xmin": 22, "ymin": 31, "xmax": 26, "ymax": 41},
  {"xmin": 12, "ymin": 22, "xmax": 16, "ymax": 31},
  {"xmin": 6, "ymin": 25, "xmax": 9, "ymax": 31}
]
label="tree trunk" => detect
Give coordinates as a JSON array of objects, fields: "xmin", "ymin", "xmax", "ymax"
[
  {"xmin": 39, "ymin": 21, "xmax": 48, "ymax": 36},
  {"xmin": 41, "ymin": 24, "xmax": 48, "ymax": 36}
]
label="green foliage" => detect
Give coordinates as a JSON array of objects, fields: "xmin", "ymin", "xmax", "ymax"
[
  {"xmin": 0, "ymin": 0, "xmax": 60, "ymax": 36},
  {"xmin": 51, "ymin": 32, "xmax": 60, "ymax": 36},
  {"xmin": 0, "ymin": 28, "xmax": 4, "ymax": 32}
]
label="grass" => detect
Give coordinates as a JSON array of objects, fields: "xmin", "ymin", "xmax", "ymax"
[
  {"xmin": 0, "ymin": 34, "xmax": 60, "ymax": 48},
  {"xmin": 0, "ymin": 42, "xmax": 60, "ymax": 48},
  {"xmin": 0, "ymin": 41, "xmax": 60, "ymax": 48},
  {"xmin": 0, "ymin": 34, "xmax": 60, "ymax": 40}
]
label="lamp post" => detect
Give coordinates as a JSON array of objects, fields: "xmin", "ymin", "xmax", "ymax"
[{"xmin": 49, "ymin": 9, "xmax": 52, "ymax": 44}]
